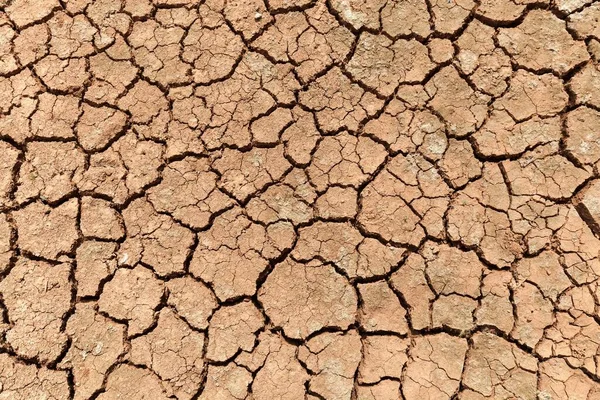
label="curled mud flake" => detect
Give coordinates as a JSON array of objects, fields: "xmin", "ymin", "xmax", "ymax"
[
  {"xmin": 570, "ymin": 63, "xmax": 600, "ymax": 109},
  {"xmin": 300, "ymin": 67, "xmax": 385, "ymax": 133},
  {"xmin": 86, "ymin": 52, "xmax": 139, "ymax": 105},
  {"xmin": 515, "ymin": 250, "xmax": 572, "ymax": 302},
  {"xmin": 0, "ymin": 141, "xmax": 20, "ymax": 207},
  {"xmin": 59, "ymin": 303, "xmax": 126, "ymax": 400},
  {"xmin": 190, "ymin": 207, "xmax": 291, "ymax": 301},
  {"xmin": 246, "ymin": 182, "xmax": 313, "ymax": 225},
  {"xmin": 76, "ymin": 104, "xmax": 128, "ymax": 152},
  {"xmin": 358, "ymin": 335, "xmax": 408, "ymax": 384},
  {"xmin": 568, "ymin": 3, "xmax": 600, "ymax": 39},
  {"xmin": 166, "ymin": 277, "xmax": 217, "ymax": 330},
  {"xmin": 214, "ymin": 145, "xmax": 291, "ymax": 203},
  {"xmin": 251, "ymin": 333, "xmax": 308, "ymax": 400},
  {"xmin": 293, "ymin": 221, "xmax": 406, "ymax": 279},
  {"xmin": 223, "ymin": 0, "xmax": 273, "ymax": 41},
  {"xmin": 5, "ymin": 0, "xmax": 59, "ymax": 28},
  {"xmin": 538, "ymin": 358, "xmax": 600, "ymax": 400},
  {"xmin": 48, "ymin": 12, "xmax": 97, "ymax": 58},
  {"xmin": 346, "ymin": 33, "xmax": 434, "ymax": 97},
  {"xmin": 128, "ymin": 20, "xmax": 190, "ymax": 86},
  {"xmin": 307, "ymin": 133, "xmax": 386, "ymax": 192},
  {"xmin": 0, "ymin": 258, "xmax": 71, "ymax": 363},
  {"xmin": 182, "ymin": 19, "xmax": 243, "ymax": 85},
  {"xmin": 389, "ymin": 253, "xmax": 434, "ymax": 330},
  {"xmin": 455, "ymin": 20, "xmax": 512, "ymax": 96},
  {"xmin": 430, "ymin": 0, "xmax": 475, "ymax": 35},
  {"xmin": 98, "ymin": 265, "xmax": 165, "ymax": 336},
  {"xmin": 511, "ymin": 282, "xmax": 555, "ymax": 348},
  {"xmin": 120, "ymin": 198, "xmax": 195, "ymax": 276},
  {"xmin": 447, "ymin": 193, "xmax": 522, "ymax": 267},
  {"xmin": 117, "ymin": 80, "xmax": 168, "ymax": 124},
  {"xmin": 97, "ymin": 364, "xmax": 171, "ymax": 400},
  {"xmin": 258, "ymin": 258, "xmax": 357, "ymax": 339},
  {"xmin": 198, "ymin": 364, "xmax": 252, "ymax": 400},
  {"xmin": 315, "ymin": 186, "xmax": 358, "ymax": 219},
  {"xmin": 77, "ymin": 132, "xmax": 165, "ymax": 205},
  {"xmin": 498, "ymin": 10, "xmax": 589, "ymax": 76},
  {"xmin": 473, "ymin": 111, "xmax": 562, "ymax": 158},
  {"xmin": 380, "ymin": 0, "xmax": 430, "ymax": 38},
  {"xmin": 502, "ymin": 143, "xmax": 591, "ymax": 201},
  {"xmin": 0, "ymin": 353, "xmax": 70, "ymax": 400},
  {"xmin": 476, "ymin": 0, "xmax": 526, "ymax": 23},
  {"xmin": 439, "ymin": 139, "xmax": 482, "ymax": 188},
  {"xmin": 75, "ymin": 240, "xmax": 118, "ymax": 297},
  {"xmin": 129, "ymin": 308, "xmax": 205, "ymax": 400},
  {"xmin": 462, "ymin": 332, "xmax": 538, "ymax": 400},
  {"xmin": 299, "ymin": 330, "xmax": 362, "ymax": 400},
  {"xmin": 329, "ymin": 0, "xmax": 386, "ymax": 31},
  {"xmin": 30, "ymin": 93, "xmax": 80, "ymax": 140},
  {"xmin": 494, "ymin": 70, "xmax": 569, "ymax": 122},
  {"xmin": 356, "ymin": 381, "xmax": 402, "ymax": 400},
  {"xmin": 15, "ymin": 141, "xmax": 85, "ymax": 204},
  {"xmin": 363, "ymin": 99, "xmax": 447, "ymax": 158},
  {"xmin": 425, "ymin": 66, "xmax": 490, "ymax": 137},
  {"xmin": 475, "ymin": 270, "xmax": 515, "ymax": 333},
  {"xmin": 34, "ymin": 55, "xmax": 90, "ymax": 92},
  {"xmin": 148, "ymin": 157, "xmax": 233, "ymax": 229},
  {"xmin": 254, "ymin": 7, "xmax": 354, "ymax": 84},
  {"xmin": 357, "ymin": 280, "xmax": 409, "ymax": 334},
  {"xmin": 402, "ymin": 333, "xmax": 468, "ymax": 400},
  {"xmin": 14, "ymin": 199, "xmax": 78, "ymax": 260},
  {"xmin": 13, "ymin": 23, "xmax": 49, "ymax": 67},
  {"xmin": 206, "ymin": 301, "xmax": 263, "ymax": 362},
  {"xmin": 538, "ymin": 312, "xmax": 600, "ymax": 377},
  {"xmin": 81, "ymin": 197, "xmax": 124, "ymax": 240}
]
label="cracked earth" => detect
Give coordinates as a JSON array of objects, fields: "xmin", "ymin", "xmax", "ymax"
[{"xmin": 0, "ymin": 0, "xmax": 600, "ymax": 399}]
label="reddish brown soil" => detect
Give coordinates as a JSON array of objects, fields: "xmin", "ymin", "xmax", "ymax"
[{"xmin": 1, "ymin": 0, "xmax": 600, "ymax": 399}]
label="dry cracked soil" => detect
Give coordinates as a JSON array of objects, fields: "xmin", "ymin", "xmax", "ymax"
[{"xmin": 0, "ymin": 0, "xmax": 600, "ymax": 399}]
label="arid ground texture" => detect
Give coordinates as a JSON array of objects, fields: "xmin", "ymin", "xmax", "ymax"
[{"xmin": 0, "ymin": 0, "xmax": 600, "ymax": 399}]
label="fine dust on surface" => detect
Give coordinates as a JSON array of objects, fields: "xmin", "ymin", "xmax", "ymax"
[{"xmin": 0, "ymin": 0, "xmax": 600, "ymax": 399}]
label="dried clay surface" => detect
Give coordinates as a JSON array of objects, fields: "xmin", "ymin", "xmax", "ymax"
[{"xmin": 1, "ymin": 0, "xmax": 600, "ymax": 399}]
